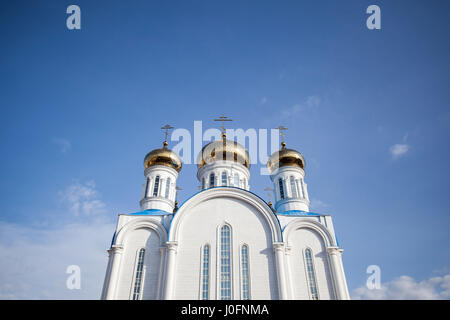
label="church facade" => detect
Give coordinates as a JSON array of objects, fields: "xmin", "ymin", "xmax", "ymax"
[{"xmin": 101, "ymin": 131, "xmax": 350, "ymax": 300}]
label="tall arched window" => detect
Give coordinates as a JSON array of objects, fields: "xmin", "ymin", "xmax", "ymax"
[
  {"xmin": 209, "ymin": 173, "xmax": 215, "ymax": 188},
  {"xmin": 132, "ymin": 248, "xmax": 145, "ymax": 300},
  {"xmin": 144, "ymin": 178, "xmax": 150, "ymax": 197},
  {"xmin": 153, "ymin": 176, "xmax": 160, "ymax": 197},
  {"xmin": 234, "ymin": 173, "xmax": 239, "ymax": 187},
  {"xmin": 165, "ymin": 178, "xmax": 171, "ymax": 198},
  {"xmin": 222, "ymin": 171, "xmax": 227, "ymax": 186},
  {"xmin": 202, "ymin": 178, "xmax": 206, "ymax": 190},
  {"xmin": 220, "ymin": 225, "xmax": 232, "ymax": 300},
  {"xmin": 201, "ymin": 245, "xmax": 210, "ymax": 300},
  {"xmin": 290, "ymin": 176, "xmax": 298, "ymax": 198},
  {"xmin": 304, "ymin": 248, "xmax": 319, "ymax": 300},
  {"xmin": 241, "ymin": 245, "xmax": 250, "ymax": 300},
  {"xmin": 278, "ymin": 178, "xmax": 285, "ymax": 200}
]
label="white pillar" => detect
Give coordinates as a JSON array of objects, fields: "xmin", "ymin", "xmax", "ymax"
[
  {"xmin": 156, "ymin": 247, "xmax": 166, "ymax": 299},
  {"xmin": 105, "ymin": 245, "xmax": 124, "ymax": 300},
  {"xmin": 163, "ymin": 241, "xmax": 178, "ymax": 300},
  {"xmin": 273, "ymin": 242, "xmax": 288, "ymax": 300},
  {"xmin": 327, "ymin": 247, "xmax": 350, "ymax": 300}
]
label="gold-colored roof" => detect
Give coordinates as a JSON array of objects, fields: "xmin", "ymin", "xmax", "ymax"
[
  {"xmin": 197, "ymin": 134, "xmax": 250, "ymax": 169},
  {"xmin": 267, "ymin": 142, "xmax": 305, "ymax": 174},
  {"xmin": 144, "ymin": 141, "xmax": 182, "ymax": 172}
]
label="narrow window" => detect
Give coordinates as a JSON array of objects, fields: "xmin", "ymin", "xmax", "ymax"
[
  {"xmin": 222, "ymin": 171, "xmax": 227, "ymax": 186},
  {"xmin": 132, "ymin": 248, "xmax": 145, "ymax": 300},
  {"xmin": 210, "ymin": 173, "xmax": 215, "ymax": 188},
  {"xmin": 202, "ymin": 178, "xmax": 206, "ymax": 190},
  {"xmin": 305, "ymin": 248, "xmax": 319, "ymax": 300},
  {"xmin": 234, "ymin": 173, "xmax": 239, "ymax": 187},
  {"xmin": 201, "ymin": 245, "xmax": 210, "ymax": 300},
  {"xmin": 241, "ymin": 245, "xmax": 250, "ymax": 300},
  {"xmin": 296, "ymin": 179, "xmax": 303, "ymax": 198},
  {"xmin": 243, "ymin": 178, "xmax": 247, "ymax": 189},
  {"xmin": 144, "ymin": 178, "xmax": 150, "ymax": 197},
  {"xmin": 153, "ymin": 176, "xmax": 160, "ymax": 197},
  {"xmin": 300, "ymin": 179, "xmax": 306, "ymax": 199},
  {"xmin": 165, "ymin": 178, "xmax": 171, "ymax": 198},
  {"xmin": 279, "ymin": 178, "xmax": 285, "ymax": 200},
  {"xmin": 220, "ymin": 225, "xmax": 232, "ymax": 300},
  {"xmin": 290, "ymin": 176, "xmax": 298, "ymax": 198}
]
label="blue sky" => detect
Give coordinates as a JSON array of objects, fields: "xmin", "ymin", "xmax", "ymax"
[{"xmin": 1, "ymin": 0, "xmax": 450, "ymax": 299}]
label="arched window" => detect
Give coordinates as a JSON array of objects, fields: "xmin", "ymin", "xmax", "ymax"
[
  {"xmin": 278, "ymin": 178, "xmax": 285, "ymax": 200},
  {"xmin": 153, "ymin": 176, "xmax": 160, "ymax": 197},
  {"xmin": 202, "ymin": 178, "xmax": 206, "ymax": 190},
  {"xmin": 290, "ymin": 176, "xmax": 298, "ymax": 198},
  {"xmin": 241, "ymin": 245, "xmax": 250, "ymax": 300},
  {"xmin": 209, "ymin": 173, "xmax": 215, "ymax": 188},
  {"xmin": 132, "ymin": 248, "xmax": 145, "ymax": 300},
  {"xmin": 220, "ymin": 225, "xmax": 232, "ymax": 300},
  {"xmin": 165, "ymin": 178, "xmax": 171, "ymax": 198},
  {"xmin": 144, "ymin": 178, "xmax": 150, "ymax": 197},
  {"xmin": 304, "ymin": 248, "xmax": 319, "ymax": 300},
  {"xmin": 201, "ymin": 245, "xmax": 210, "ymax": 300},
  {"xmin": 234, "ymin": 173, "xmax": 239, "ymax": 187},
  {"xmin": 222, "ymin": 171, "xmax": 227, "ymax": 186}
]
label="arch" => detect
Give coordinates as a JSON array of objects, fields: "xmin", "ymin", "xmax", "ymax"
[
  {"xmin": 283, "ymin": 219, "xmax": 336, "ymax": 248},
  {"xmin": 168, "ymin": 187, "xmax": 283, "ymax": 243},
  {"xmin": 113, "ymin": 218, "xmax": 168, "ymax": 247}
]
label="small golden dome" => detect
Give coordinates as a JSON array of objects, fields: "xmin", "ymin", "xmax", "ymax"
[
  {"xmin": 144, "ymin": 141, "xmax": 182, "ymax": 172},
  {"xmin": 267, "ymin": 142, "xmax": 305, "ymax": 174},
  {"xmin": 197, "ymin": 134, "xmax": 250, "ymax": 169}
]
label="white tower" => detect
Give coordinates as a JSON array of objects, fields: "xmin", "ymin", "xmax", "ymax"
[
  {"xmin": 268, "ymin": 141, "xmax": 310, "ymax": 212},
  {"xmin": 197, "ymin": 132, "xmax": 250, "ymax": 190},
  {"xmin": 140, "ymin": 140, "xmax": 182, "ymax": 213}
]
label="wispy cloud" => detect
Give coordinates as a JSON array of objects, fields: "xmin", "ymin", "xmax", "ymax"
[
  {"xmin": 59, "ymin": 181, "xmax": 106, "ymax": 216},
  {"xmin": 0, "ymin": 220, "xmax": 114, "ymax": 299},
  {"xmin": 389, "ymin": 144, "xmax": 409, "ymax": 159},
  {"xmin": 352, "ymin": 274, "xmax": 450, "ymax": 300},
  {"xmin": 52, "ymin": 138, "xmax": 71, "ymax": 153},
  {"xmin": 309, "ymin": 198, "xmax": 330, "ymax": 212},
  {"xmin": 281, "ymin": 95, "xmax": 321, "ymax": 118}
]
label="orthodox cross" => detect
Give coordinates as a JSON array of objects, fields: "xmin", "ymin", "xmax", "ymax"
[
  {"xmin": 214, "ymin": 116, "xmax": 233, "ymax": 135},
  {"xmin": 161, "ymin": 124, "xmax": 174, "ymax": 143},
  {"xmin": 276, "ymin": 125, "xmax": 288, "ymax": 143}
]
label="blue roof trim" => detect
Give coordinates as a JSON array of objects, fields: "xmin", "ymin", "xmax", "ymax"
[
  {"xmin": 127, "ymin": 209, "xmax": 173, "ymax": 216},
  {"xmin": 277, "ymin": 210, "xmax": 321, "ymax": 216},
  {"xmin": 169, "ymin": 186, "xmax": 283, "ymax": 241}
]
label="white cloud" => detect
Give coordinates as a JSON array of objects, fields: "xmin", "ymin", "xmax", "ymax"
[
  {"xmin": 59, "ymin": 181, "xmax": 106, "ymax": 216},
  {"xmin": 0, "ymin": 220, "xmax": 114, "ymax": 299},
  {"xmin": 309, "ymin": 198, "xmax": 330, "ymax": 212},
  {"xmin": 389, "ymin": 143, "xmax": 409, "ymax": 159},
  {"xmin": 52, "ymin": 138, "xmax": 71, "ymax": 153},
  {"xmin": 281, "ymin": 95, "xmax": 321, "ymax": 118},
  {"xmin": 0, "ymin": 180, "xmax": 115, "ymax": 299},
  {"xmin": 352, "ymin": 274, "xmax": 450, "ymax": 300}
]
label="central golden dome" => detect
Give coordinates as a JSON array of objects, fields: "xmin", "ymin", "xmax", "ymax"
[
  {"xmin": 197, "ymin": 134, "xmax": 250, "ymax": 169},
  {"xmin": 267, "ymin": 142, "xmax": 305, "ymax": 174},
  {"xmin": 144, "ymin": 141, "xmax": 182, "ymax": 172}
]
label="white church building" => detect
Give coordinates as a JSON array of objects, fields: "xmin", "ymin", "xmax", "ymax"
[{"xmin": 101, "ymin": 129, "xmax": 350, "ymax": 300}]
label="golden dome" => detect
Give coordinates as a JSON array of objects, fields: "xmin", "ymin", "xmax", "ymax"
[
  {"xmin": 267, "ymin": 142, "xmax": 305, "ymax": 174},
  {"xmin": 197, "ymin": 134, "xmax": 250, "ymax": 169},
  {"xmin": 144, "ymin": 141, "xmax": 182, "ymax": 172}
]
